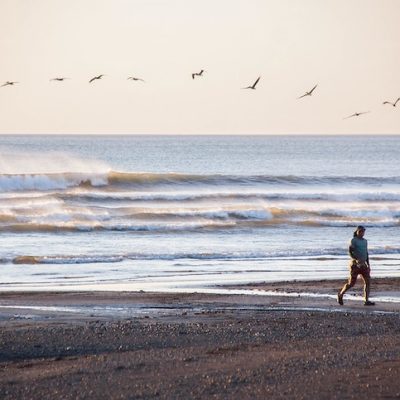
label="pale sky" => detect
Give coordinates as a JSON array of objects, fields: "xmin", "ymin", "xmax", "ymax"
[{"xmin": 1, "ymin": 0, "xmax": 399, "ymax": 134}]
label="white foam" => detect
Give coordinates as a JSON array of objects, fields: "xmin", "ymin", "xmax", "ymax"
[
  {"xmin": 0, "ymin": 173, "xmax": 110, "ymax": 192},
  {"xmin": 0, "ymin": 149, "xmax": 110, "ymax": 192}
]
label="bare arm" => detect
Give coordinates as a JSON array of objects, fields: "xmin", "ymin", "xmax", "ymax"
[{"xmin": 349, "ymin": 244, "xmax": 357, "ymax": 260}]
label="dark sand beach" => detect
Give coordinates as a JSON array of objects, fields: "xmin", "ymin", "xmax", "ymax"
[{"xmin": 1, "ymin": 278, "xmax": 400, "ymax": 399}]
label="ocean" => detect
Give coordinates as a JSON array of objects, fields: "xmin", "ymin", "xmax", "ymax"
[{"xmin": 0, "ymin": 135, "xmax": 399, "ymax": 293}]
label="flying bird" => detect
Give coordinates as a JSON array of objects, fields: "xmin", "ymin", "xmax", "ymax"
[
  {"xmin": 192, "ymin": 70, "xmax": 205, "ymax": 80},
  {"xmin": 383, "ymin": 97, "xmax": 400, "ymax": 107},
  {"xmin": 298, "ymin": 84, "xmax": 318, "ymax": 99},
  {"xmin": 89, "ymin": 75, "xmax": 105, "ymax": 83},
  {"xmin": 50, "ymin": 77, "xmax": 69, "ymax": 82},
  {"xmin": 343, "ymin": 111, "xmax": 370, "ymax": 120},
  {"xmin": 1, "ymin": 81, "xmax": 18, "ymax": 87},
  {"xmin": 242, "ymin": 76, "xmax": 261, "ymax": 90},
  {"xmin": 127, "ymin": 76, "xmax": 145, "ymax": 82}
]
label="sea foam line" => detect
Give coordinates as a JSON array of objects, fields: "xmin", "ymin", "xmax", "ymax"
[{"xmin": 5, "ymin": 250, "xmax": 400, "ymax": 265}]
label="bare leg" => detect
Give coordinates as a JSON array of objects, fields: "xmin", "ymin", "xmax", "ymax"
[
  {"xmin": 339, "ymin": 281, "xmax": 354, "ymax": 297},
  {"xmin": 338, "ymin": 269, "xmax": 357, "ymax": 305},
  {"xmin": 339, "ymin": 273, "xmax": 357, "ymax": 297},
  {"xmin": 360, "ymin": 274, "xmax": 370, "ymax": 302}
]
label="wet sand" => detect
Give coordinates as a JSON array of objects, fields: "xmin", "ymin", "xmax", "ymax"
[
  {"xmin": 228, "ymin": 276, "xmax": 400, "ymax": 294},
  {"xmin": 1, "ymin": 278, "xmax": 400, "ymax": 399}
]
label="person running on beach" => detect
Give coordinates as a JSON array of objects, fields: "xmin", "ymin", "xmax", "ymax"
[{"xmin": 337, "ymin": 225, "xmax": 375, "ymax": 306}]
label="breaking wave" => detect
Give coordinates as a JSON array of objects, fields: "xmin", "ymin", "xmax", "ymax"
[
  {"xmin": 1, "ymin": 155, "xmax": 399, "ymax": 232},
  {"xmin": 2, "ymin": 170, "xmax": 400, "ymax": 192},
  {"xmin": 0, "ymin": 172, "xmax": 108, "ymax": 192}
]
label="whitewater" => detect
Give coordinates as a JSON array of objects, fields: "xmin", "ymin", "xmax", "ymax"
[{"xmin": 0, "ymin": 135, "xmax": 399, "ymax": 292}]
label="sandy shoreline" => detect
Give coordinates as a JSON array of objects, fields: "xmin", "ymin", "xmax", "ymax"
[{"xmin": 1, "ymin": 278, "xmax": 400, "ymax": 399}]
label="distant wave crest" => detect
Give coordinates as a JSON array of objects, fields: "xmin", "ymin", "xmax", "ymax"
[
  {"xmin": 2, "ymin": 170, "xmax": 400, "ymax": 192},
  {"xmin": 108, "ymin": 171, "xmax": 400, "ymax": 187}
]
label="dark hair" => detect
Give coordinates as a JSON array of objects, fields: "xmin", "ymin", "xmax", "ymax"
[{"xmin": 353, "ymin": 225, "xmax": 366, "ymax": 237}]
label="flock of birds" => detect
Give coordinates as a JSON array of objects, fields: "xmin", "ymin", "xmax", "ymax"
[{"xmin": 1, "ymin": 72, "xmax": 399, "ymax": 120}]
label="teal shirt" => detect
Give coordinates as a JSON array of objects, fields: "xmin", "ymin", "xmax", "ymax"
[{"xmin": 349, "ymin": 237, "xmax": 368, "ymax": 263}]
